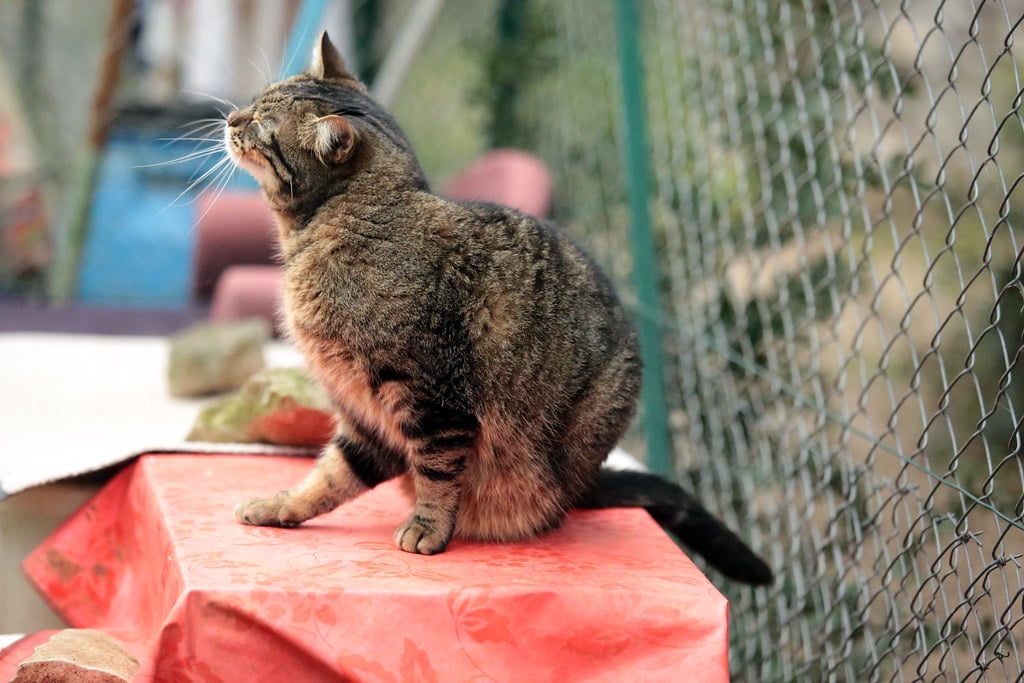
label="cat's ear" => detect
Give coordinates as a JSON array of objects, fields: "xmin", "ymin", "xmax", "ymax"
[
  {"xmin": 313, "ymin": 115, "xmax": 358, "ymax": 164},
  {"xmin": 309, "ymin": 31, "xmax": 353, "ymax": 81}
]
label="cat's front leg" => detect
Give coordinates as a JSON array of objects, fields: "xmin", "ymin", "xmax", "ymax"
[
  {"xmin": 235, "ymin": 422, "xmax": 404, "ymax": 527},
  {"xmin": 395, "ymin": 403, "xmax": 478, "ymax": 554}
]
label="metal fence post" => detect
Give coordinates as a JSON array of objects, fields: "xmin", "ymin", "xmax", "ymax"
[{"xmin": 613, "ymin": 0, "xmax": 671, "ymax": 475}]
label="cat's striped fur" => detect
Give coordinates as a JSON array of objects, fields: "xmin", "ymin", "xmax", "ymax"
[{"xmin": 228, "ymin": 32, "xmax": 771, "ymax": 585}]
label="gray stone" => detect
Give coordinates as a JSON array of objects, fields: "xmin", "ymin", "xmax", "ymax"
[
  {"xmin": 167, "ymin": 318, "xmax": 269, "ymax": 397},
  {"xmin": 11, "ymin": 629, "xmax": 139, "ymax": 683}
]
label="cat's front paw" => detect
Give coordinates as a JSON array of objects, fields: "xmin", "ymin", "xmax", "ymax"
[
  {"xmin": 234, "ymin": 493, "xmax": 306, "ymax": 528},
  {"xmin": 394, "ymin": 515, "xmax": 452, "ymax": 555}
]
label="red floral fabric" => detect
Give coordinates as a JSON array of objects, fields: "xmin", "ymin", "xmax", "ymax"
[{"xmin": 23, "ymin": 454, "xmax": 729, "ymax": 681}]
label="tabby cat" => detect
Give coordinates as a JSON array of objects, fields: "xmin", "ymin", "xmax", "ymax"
[{"xmin": 228, "ymin": 32, "xmax": 771, "ymax": 586}]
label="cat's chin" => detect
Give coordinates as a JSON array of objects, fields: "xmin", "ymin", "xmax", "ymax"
[
  {"xmin": 231, "ymin": 159, "xmax": 290, "ymax": 209},
  {"xmin": 236, "ymin": 154, "xmax": 277, "ymax": 190},
  {"xmin": 224, "ymin": 138, "xmax": 278, "ymax": 193}
]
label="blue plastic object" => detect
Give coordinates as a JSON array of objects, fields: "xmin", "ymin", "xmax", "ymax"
[
  {"xmin": 77, "ymin": 0, "xmax": 328, "ymax": 308},
  {"xmin": 76, "ymin": 124, "xmax": 253, "ymax": 308}
]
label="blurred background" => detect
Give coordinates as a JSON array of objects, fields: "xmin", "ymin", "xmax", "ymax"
[{"xmin": 2, "ymin": 0, "xmax": 1024, "ymax": 680}]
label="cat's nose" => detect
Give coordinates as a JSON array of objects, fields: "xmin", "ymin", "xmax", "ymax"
[{"xmin": 226, "ymin": 108, "xmax": 253, "ymax": 128}]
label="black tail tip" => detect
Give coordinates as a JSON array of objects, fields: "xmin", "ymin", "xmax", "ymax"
[
  {"xmin": 676, "ymin": 509, "xmax": 775, "ymax": 587},
  {"xmin": 701, "ymin": 539, "xmax": 773, "ymax": 587},
  {"xmin": 729, "ymin": 556, "xmax": 774, "ymax": 587}
]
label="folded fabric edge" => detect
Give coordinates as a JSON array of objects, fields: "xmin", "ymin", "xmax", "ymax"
[{"xmin": 0, "ymin": 443, "xmax": 318, "ymax": 500}]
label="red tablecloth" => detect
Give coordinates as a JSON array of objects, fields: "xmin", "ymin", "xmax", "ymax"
[{"xmin": 22, "ymin": 454, "xmax": 729, "ymax": 682}]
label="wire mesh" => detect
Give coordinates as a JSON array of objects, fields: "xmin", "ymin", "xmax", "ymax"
[
  {"xmin": 4, "ymin": 0, "xmax": 1022, "ymax": 678},
  {"xmin": 392, "ymin": 1, "xmax": 1024, "ymax": 680}
]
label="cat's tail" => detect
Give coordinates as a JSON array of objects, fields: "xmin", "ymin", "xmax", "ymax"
[{"xmin": 577, "ymin": 468, "xmax": 773, "ymax": 586}]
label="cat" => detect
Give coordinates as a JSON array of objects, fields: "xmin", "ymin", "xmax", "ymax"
[{"xmin": 227, "ymin": 31, "xmax": 772, "ymax": 586}]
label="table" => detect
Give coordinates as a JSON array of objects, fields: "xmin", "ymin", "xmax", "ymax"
[{"xmin": 22, "ymin": 454, "xmax": 729, "ymax": 681}]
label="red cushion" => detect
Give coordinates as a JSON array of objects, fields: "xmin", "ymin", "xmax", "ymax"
[
  {"xmin": 193, "ymin": 192, "xmax": 277, "ymax": 299},
  {"xmin": 209, "ymin": 265, "xmax": 283, "ymax": 334},
  {"xmin": 444, "ymin": 149, "xmax": 552, "ymax": 219}
]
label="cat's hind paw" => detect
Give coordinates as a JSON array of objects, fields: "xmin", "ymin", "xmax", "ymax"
[
  {"xmin": 234, "ymin": 493, "xmax": 305, "ymax": 528},
  {"xmin": 394, "ymin": 515, "xmax": 452, "ymax": 555}
]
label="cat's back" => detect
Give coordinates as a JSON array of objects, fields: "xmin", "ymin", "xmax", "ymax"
[
  {"xmin": 283, "ymin": 192, "xmax": 638, "ymax": 404},
  {"xmin": 451, "ymin": 200, "xmax": 638, "ymax": 401}
]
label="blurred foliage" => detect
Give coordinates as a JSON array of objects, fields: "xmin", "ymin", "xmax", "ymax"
[
  {"xmin": 0, "ymin": 1, "xmax": 109, "ymax": 297},
  {"xmin": 472, "ymin": 0, "xmax": 556, "ymax": 151}
]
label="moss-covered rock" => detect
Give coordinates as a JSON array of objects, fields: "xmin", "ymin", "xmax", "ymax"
[{"xmin": 186, "ymin": 366, "xmax": 334, "ymax": 447}]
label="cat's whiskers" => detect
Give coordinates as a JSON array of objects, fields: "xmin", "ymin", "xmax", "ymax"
[
  {"xmin": 189, "ymin": 158, "xmax": 240, "ymax": 232},
  {"xmin": 185, "ymin": 154, "xmax": 233, "ymax": 195},
  {"xmin": 137, "ymin": 146, "xmax": 223, "ymax": 169},
  {"xmin": 152, "ymin": 118, "xmax": 224, "ymax": 150},
  {"xmin": 175, "ymin": 131, "xmax": 222, "ymax": 142},
  {"xmin": 181, "ymin": 90, "xmax": 239, "ymax": 116},
  {"xmin": 248, "ymin": 53, "xmax": 275, "ymax": 89},
  {"xmin": 160, "ymin": 153, "xmax": 234, "ymax": 215},
  {"xmin": 139, "ymin": 126, "xmax": 225, "ymax": 216},
  {"xmin": 256, "ymin": 45, "xmax": 275, "ymax": 87},
  {"xmin": 156, "ymin": 138, "xmax": 224, "ymax": 146},
  {"xmin": 171, "ymin": 123, "xmax": 227, "ymax": 142},
  {"xmin": 146, "ymin": 117, "xmax": 229, "ymax": 175},
  {"xmin": 178, "ymin": 117, "xmax": 226, "ymax": 130}
]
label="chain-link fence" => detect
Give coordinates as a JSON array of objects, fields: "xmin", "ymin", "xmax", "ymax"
[
  {"xmin": 387, "ymin": 1, "xmax": 1024, "ymax": 680},
  {"xmin": 3, "ymin": 0, "xmax": 1022, "ymax": 679}
]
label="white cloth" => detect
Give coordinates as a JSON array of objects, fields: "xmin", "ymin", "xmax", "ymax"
[{"xmin": 0, "ymin": 333, "xmax": 310, "ymax": 498}]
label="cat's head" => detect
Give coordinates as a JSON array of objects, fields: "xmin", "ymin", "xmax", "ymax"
[{"xmin": 224, "ymin": 32, "xmax": 424, "ymax": 213}]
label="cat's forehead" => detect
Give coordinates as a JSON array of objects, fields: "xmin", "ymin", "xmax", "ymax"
[{"xmin": 253, "ymin": 77, "xmax": 362, "ymax": 112}]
